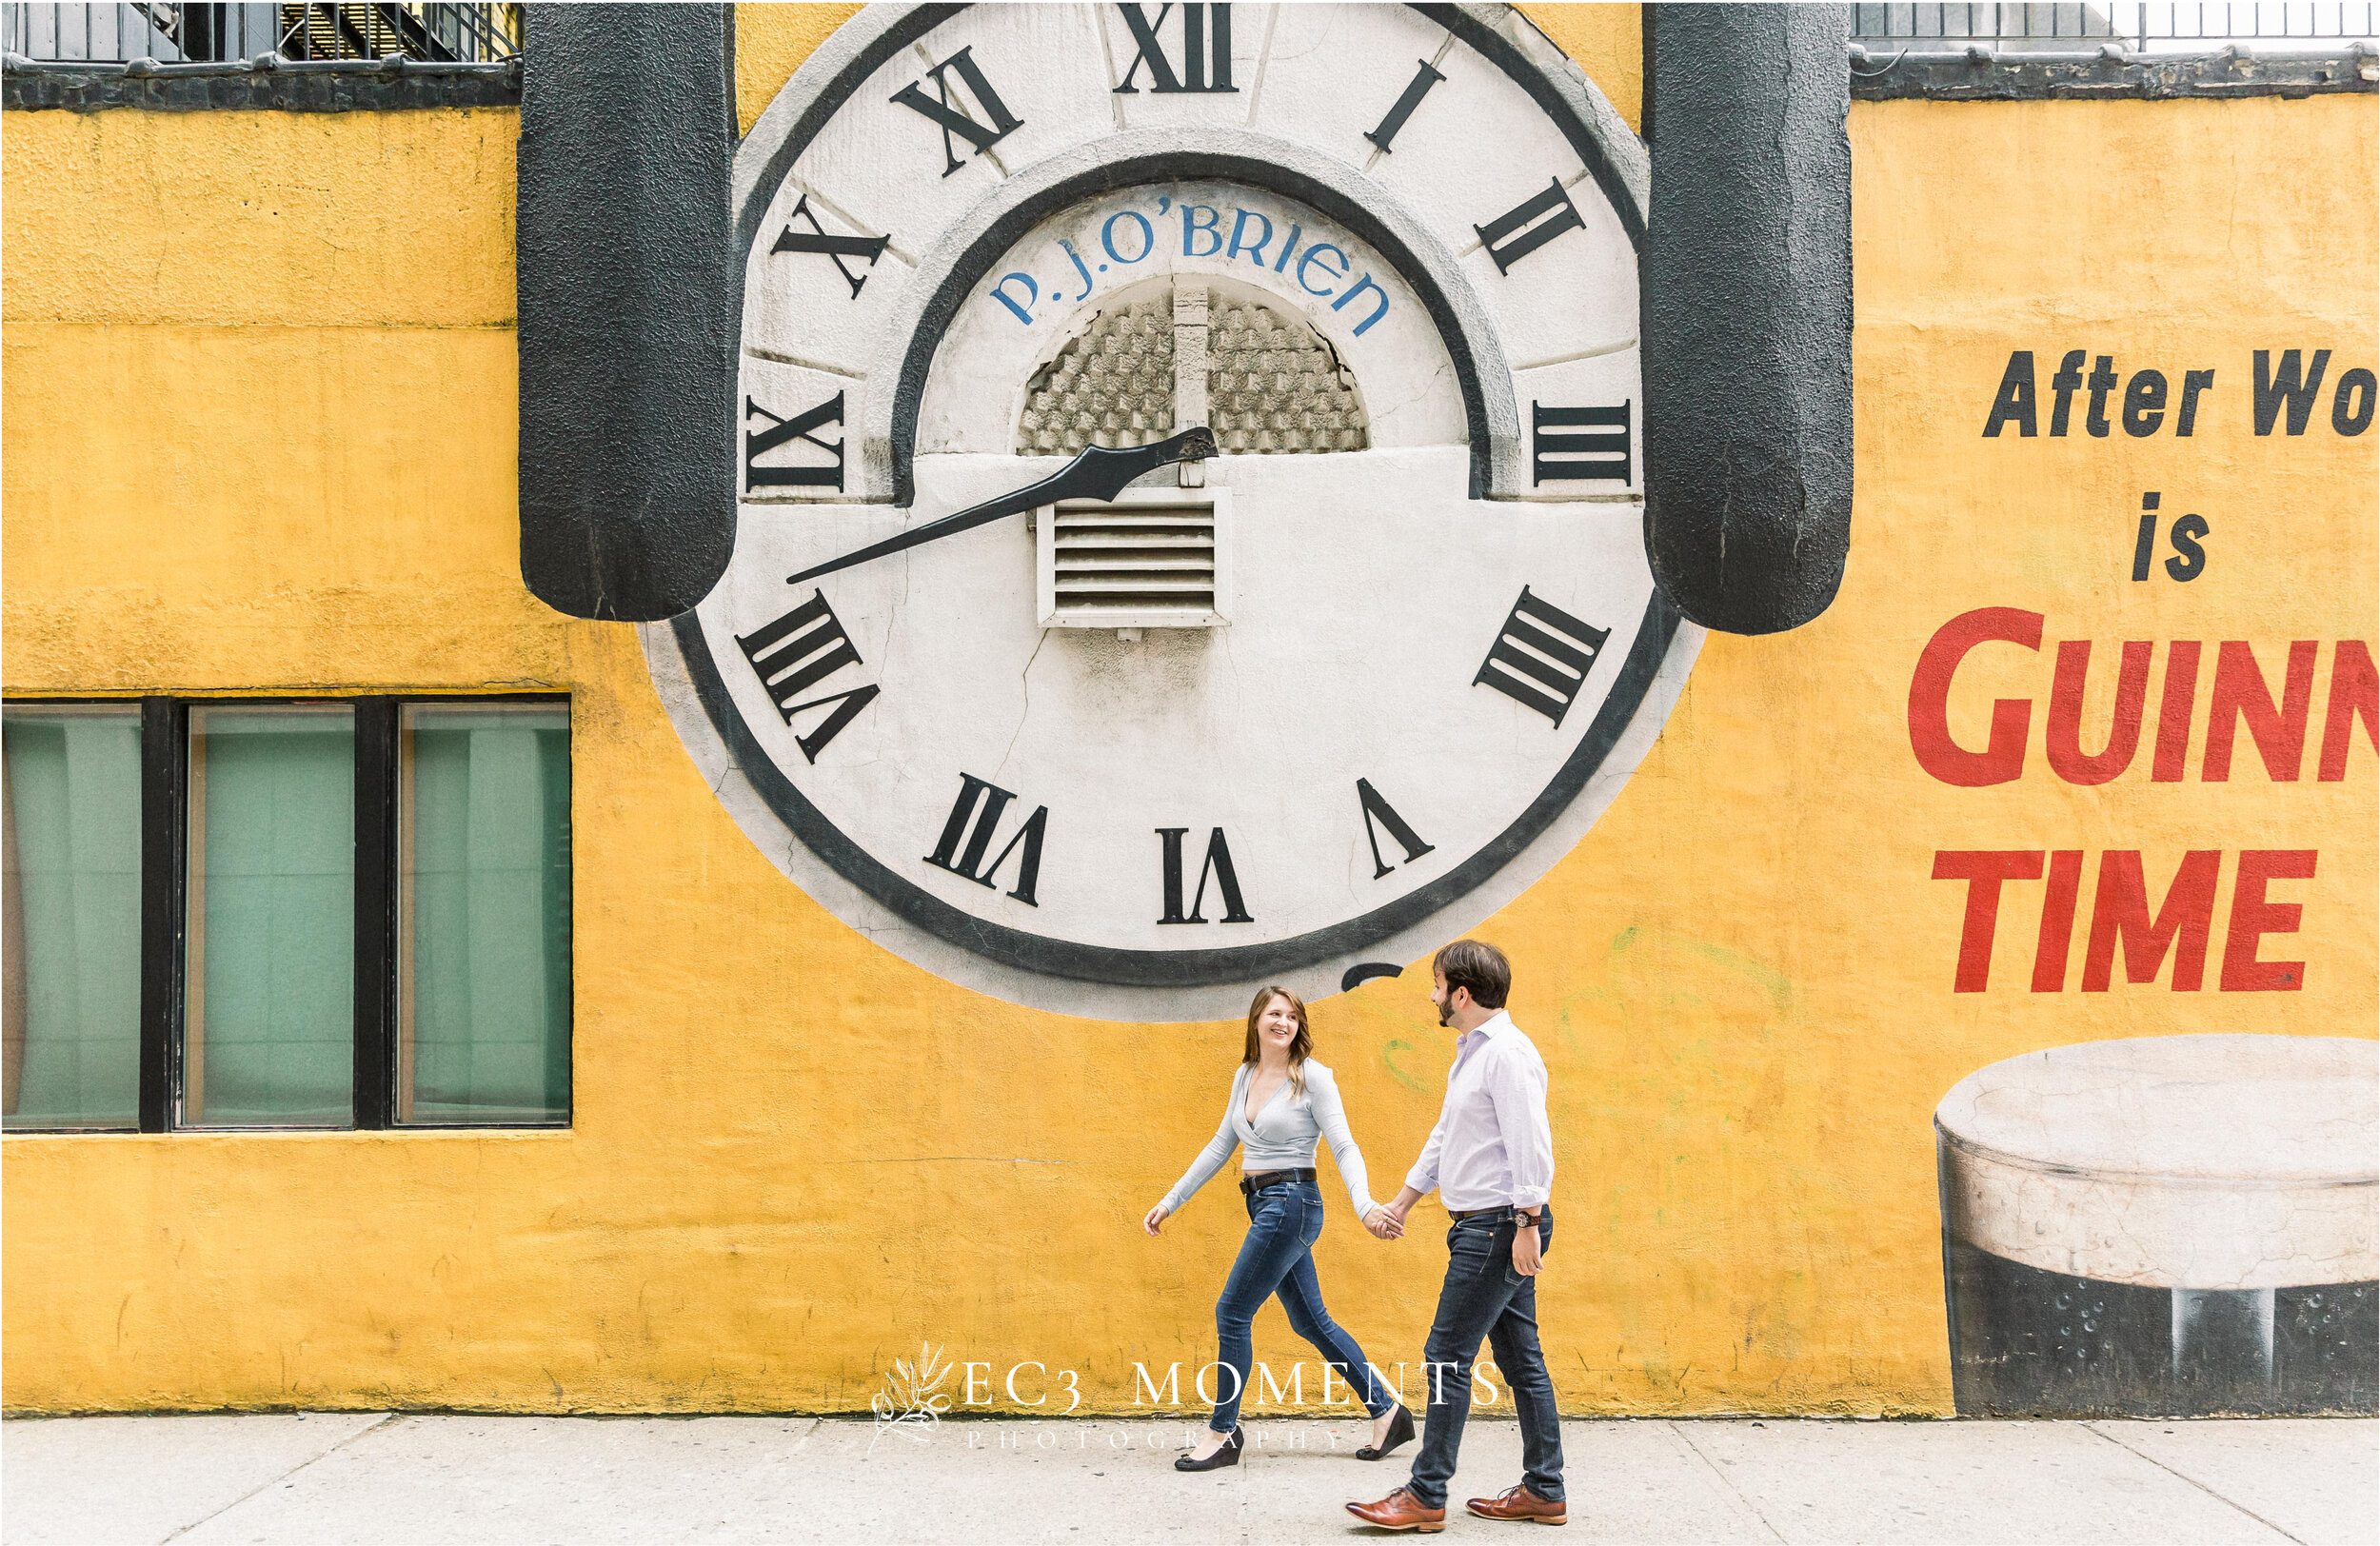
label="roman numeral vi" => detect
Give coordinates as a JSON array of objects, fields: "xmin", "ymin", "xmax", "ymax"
[
  {"xmin": 1156, "ymin": 826, "xmax": 1252, "ymax": 923},
  {"xmin": 734, "ymin": 590, "xmax": 880, "ymax": 762},
  {"xmin": 926, "ymin": 774, "xmax": 1048, "ymax": 906},
  {"xmin": 890, "ymin": 45, "xmax": 1023, "ymax": 177},
  {"xmin": 1474, "ymin": 586, "xmax": 1611, "ymax": 728}
]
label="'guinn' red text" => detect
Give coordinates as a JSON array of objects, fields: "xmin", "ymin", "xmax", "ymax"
[
  {"xmin": 1908, "ymin": 608, "xmax": 2373, "ymax": 786},
  {"xmin": 1910, "ymin": 609, "xmax": 2370, "ymax": 993}
]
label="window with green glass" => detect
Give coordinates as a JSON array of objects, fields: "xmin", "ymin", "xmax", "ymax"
[
  {"xmin": 398, "ymin": 704, "xmax": 571, "ymax": 1125},
  {"xmin": 2, "ymin": 704, "xmax": 145, "ymax": 1131},
  {"xmin": 183, "ymin": 704, "xmax": 356, "ymax": 1128},
  {"xmin": 0, "ymin": 694, "xmax": 570, "ymax": 1135}
]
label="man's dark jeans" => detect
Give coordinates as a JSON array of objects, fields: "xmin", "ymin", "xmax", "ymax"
[{"xmin": 1406, "ymin": 1207, "xmax": 1561, "ymax": 1508}]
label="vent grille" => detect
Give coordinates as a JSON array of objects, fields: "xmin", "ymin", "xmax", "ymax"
[
  {"xmin": 1015, "ymin": 287, "xmax": 1367, "ymax": 458},
  {"xmin": 1017, "ymin": 299, "xmax": 1176, "ymax": 455},
  {"xmin": 1038, "ymin": 493, "xmax": 1230, "ymax": 629},
  {"xmin": 1208, "ymin": 298, "xmax": 1369, "ymax": 453}
]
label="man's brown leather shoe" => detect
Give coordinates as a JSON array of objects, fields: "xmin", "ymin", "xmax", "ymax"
[
  {"xmin": 1466, "ymin": 1484, "xmax": 1567, "ymax": 1525},
  {"xmin": 1346, "ymin": 1486, "xmax": 1448, "ymax": 1533}
]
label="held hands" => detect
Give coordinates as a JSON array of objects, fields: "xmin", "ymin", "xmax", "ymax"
[
  {"xmin": 1362, "ymin": 1205, "xmax": 1404, "ymax": 1241},
  {"xmin": 1141, "ymin": 1203, "xmax": 1170, "ymax": 1237}
]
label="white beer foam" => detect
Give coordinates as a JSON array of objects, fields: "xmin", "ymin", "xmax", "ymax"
[{"xmin": 1936, "ymin": 1035, "xmax": 2378, "ymax": 1291}]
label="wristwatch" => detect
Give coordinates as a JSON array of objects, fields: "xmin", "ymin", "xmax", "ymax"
[{"xmin": 1514, "ymin": 1210, "xmax": 1540, "ymax": 1226}]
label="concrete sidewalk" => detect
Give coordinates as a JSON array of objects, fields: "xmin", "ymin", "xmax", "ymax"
[{"xmin": 3, "ymin": 1414, "xmax": 2372, "ymax": 1546}]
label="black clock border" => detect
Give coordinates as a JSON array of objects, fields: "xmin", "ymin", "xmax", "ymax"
[
  {"xmin": 732, "ymin": 3, "xmax": 1646, "ymax": 508},
  {"xmin": 673, "ymin": 594, "xmax": 1677, "ymax": 988},
  {"xmin": 696, "ymin": 1, "xmax": 1669, "ymax": 988}
]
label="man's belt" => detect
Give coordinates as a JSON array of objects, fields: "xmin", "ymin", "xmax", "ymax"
[
  {"xmin": 1451, "ymin": 1204, "xmax": 1550, "ymax": 1222},
  {"xmin": 1240, "ymin": 1168, "xmax": 1318, "ymax": 1195}
]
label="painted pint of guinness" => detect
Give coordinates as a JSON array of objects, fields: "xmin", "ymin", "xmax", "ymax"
[{"xmin": 1936, "ymin": 1036, "xmax": 2378, "ymax": 1416}]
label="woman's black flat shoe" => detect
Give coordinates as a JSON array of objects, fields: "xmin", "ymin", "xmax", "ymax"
[
  {"xmin": 1176, "ymin": 1427, "xmax": 1243, "ymax": 1472},
  {"xmin": 1356, "ymin": 1403, "xmax": 1415, "ymax": 1461}
]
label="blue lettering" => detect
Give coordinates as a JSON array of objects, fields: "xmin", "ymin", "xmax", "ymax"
[
  {"xmin": 1273, "ymin": 222, "xmax": 1302, "ymax": 273},
  {"xmin": 1296, "ymin": 243, "xmax": 1348, "ymax": 297},
  {"xmin": 1059, "ymin": 238, "xmax": 1095, "ymax": 301},
  {"xmin": 1331, "ymin": 272, "xmax": 1390, "ymax": 337},
  {"xmin": 1180, "ymin": 204, "xmax": 1222, "ymax": 259},
  {"xmin": 990, "ymin": 271, "xmax": 1039, "ymax": 325},
  {"xmin": 1225, "ymin": 208, "xmax": 1273, "ymax": 267},
  {"xmin": 1101, "ymin": 211, "xmax": 1155, "ymax": 266}
]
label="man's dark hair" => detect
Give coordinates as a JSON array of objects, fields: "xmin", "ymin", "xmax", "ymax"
[{"xmin": 1433, "ymin": 939, "xmax": 1511, "ymax": 1010}]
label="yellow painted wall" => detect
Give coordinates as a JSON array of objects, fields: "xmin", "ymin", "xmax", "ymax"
[
  {"xmin": 2, "ymin": 20, "xmax": 2371, "ymax": 1416},
  {"xmin": 1516, "ymin": 3, "xmax": 1639, "ymax": 130},
  {"xmin": 735, "ymin": 1, "xmax": 862, "ymax": 136},
  {"xmin": 2, "ymin": 109, "xmax": 538, "ymax": 696}
]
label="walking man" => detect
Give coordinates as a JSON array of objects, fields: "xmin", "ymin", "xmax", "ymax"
[{"xmin": 1347, "ymin": 940, "xmax": 1564, "ymax": 1532}]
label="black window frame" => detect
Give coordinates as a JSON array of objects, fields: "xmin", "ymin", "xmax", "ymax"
[{"xmin": 3, "ymin": 692, "xmax": 573, "ymax": 1135}]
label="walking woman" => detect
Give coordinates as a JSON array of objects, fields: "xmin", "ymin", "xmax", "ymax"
[{"xmin": 1141, "ymin": 986, "xmax": 1417, "ymax": 1472}]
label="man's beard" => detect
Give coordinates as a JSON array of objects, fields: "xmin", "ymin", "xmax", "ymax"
[{"xmin": 1437, "ymin": 998, "xmax": 1454, "ymax": 1027}]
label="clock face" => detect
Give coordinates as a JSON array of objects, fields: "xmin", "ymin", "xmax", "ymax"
[{"xmin": 645, "ymin": 2, "xmax": 1700, "ymax": 1021}]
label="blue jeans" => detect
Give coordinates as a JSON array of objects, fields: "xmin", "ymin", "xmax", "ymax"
[
  {"xmin": 1407, "ymin": 1208, "xmax": 1562, "ymax": 1508},
  {"xmin": 1208, "ymin": 1180, "xmax": 1394, "ymax": 1433}
]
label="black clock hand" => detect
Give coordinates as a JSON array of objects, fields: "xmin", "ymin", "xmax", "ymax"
[{"xmin": 785, "ymin": 426, "xmax": 1219, "ymax": 586}]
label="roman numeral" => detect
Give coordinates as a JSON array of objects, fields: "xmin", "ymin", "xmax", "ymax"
[
  {"xmin": 734, "ymin": 590, "xmax": 881, "ymax": 762},
  {"xmin": 925, "ymin": 774, "xmax": 1048, "ymax": 906},
  {"xmin": 889, "ymin": 44, "xmax": 1023, "ymax": 177},
  {"xmin": 1356, "ymin": 779, "xmax": 1435, "ymax": 880},
  {"xmin": 1156, "ymin": 826, "xmax": 1252, "ymax": 923},
  {"xmin": 1531, "ymin": 401, "xmax": 1631, "ymax": 485},
  {"xmin": 1474, "ymin": 586, "xmax": 1611, "ymax": 728},
  {"xmin": 770, "ymin": 193, "xmax": 890, "ymax": 299},
  {"xmin": 1474, "ymin": 177, "xmax": 1585, "ymax": 275},
  {"xmin": 744, "ymin": 392, "xmax": 844, "ymax": 491},
  {"xmin": 1113, "ymin": 3, "xmax": 1237, "ymax": 94},
  {"xmin": 1363, "ymin": 58, "xmax": 1445, "ymax": 154}
]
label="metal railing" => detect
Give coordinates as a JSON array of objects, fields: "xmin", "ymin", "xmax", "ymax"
[
  {"xmin": 2, "ymin": 2, "xmax": 518, "ymax": 64},
  {"xmin": 1854, "ymin": 3, "xmax": 2376, "ymax": 50}
]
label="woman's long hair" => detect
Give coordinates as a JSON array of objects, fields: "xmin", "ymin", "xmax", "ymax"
[{"xmin": 1241, "ymin": 985, "xmax": 1314, "ymax": 1100}]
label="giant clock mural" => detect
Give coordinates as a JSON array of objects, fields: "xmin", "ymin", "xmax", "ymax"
[{"xmin": 642, "ymin": 3, "xmax": 1701, "ymax": 1019}]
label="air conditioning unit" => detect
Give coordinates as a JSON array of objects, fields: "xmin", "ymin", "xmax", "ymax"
[{"xmin": 1035, "ymin": 487, "xmax": 1231, "ymax": 631}]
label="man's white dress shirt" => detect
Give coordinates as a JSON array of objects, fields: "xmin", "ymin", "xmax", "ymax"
[{"xmin": 1404, "ymin": 1011, "xmax": 1555, "ymax": 1211}]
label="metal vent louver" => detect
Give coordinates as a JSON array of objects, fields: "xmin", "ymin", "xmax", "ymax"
[{"xmin": 1036, "ymin": 489, "xmax": 1232, "ymax": 630}]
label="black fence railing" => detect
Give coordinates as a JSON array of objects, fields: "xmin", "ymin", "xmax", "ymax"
[
  {"xmin": 2, "ymin": 2, "xmax": 518, "ymax": 64},
  {"xmin": 1854, "ymin": 2, "xmax": 2376, "ymax": 49}
]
